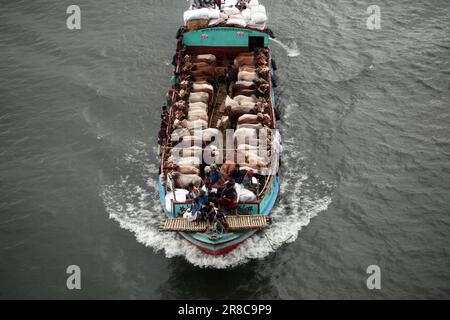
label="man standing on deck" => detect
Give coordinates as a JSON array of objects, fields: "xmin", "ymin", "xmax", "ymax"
[
  {"xmin": 158, "ymin": 126, "xmax": 167, "ymax": 146},
  {"xmin": 218, "ymin": 180, "xmax": 238, "ymax": 212},
  {"xmin": 242, "ymin": 170, "xmax": 258, "ymax": 193},
  {"xmin": 203, "ymin": 0, "xmax": 213, "ymax": 7}
]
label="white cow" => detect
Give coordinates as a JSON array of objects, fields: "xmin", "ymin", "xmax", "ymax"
[
  {"xmin": 171, "ymin": 172, "xmax": 203, "ymax": 188},
  {"xmin": 189, "ymin": 92, "xmax": 210, "ymax": 104},
  {"xmin": 170, "ymin": 128, "xmax": 191, "ymax": 142},
  {"xmin": 188, "ymin": 110, "xmax": 208, "ymax": 122},
  {"xmin": 173, "ymin": 119, "xmax": 208, "ymax": 130},
  {"xmin": 167, "ymin": 156, "xmax": 201, "ymax": 167},
  {"xmin": 193, "ymin": 82, "xmax": 214, "ymax": 92},
  {"xmin": 196, "ymin": 54, "xmax": 216, "ymax": 62},
  {"xmin": 237, "ymin": 123, "xmax": 263, "ymax": 130},
  {"xmin": 170, "ymin": 146, "xmax": 202, "ymax": 158},
  {"xmin": 200, "ymin": 128, "xmax": 221, "ymax": 142},
  {"xmin": 233, "ymin": 94, "xmax": 257, "ymax": 104},
  {"xmin": 234, "ymin": 127, "xmax": 258, "ymax": 146},
  {"xmin": 235, "ymin": 80, "xmax": 255, "ymax": 87},
  {"xmin": 189, "ymin": 102, "xmax": 208, "ymax": 111},
  {"xmin": 238, "ymin": 71, "xmax": 258, "ymax": 82},
  {"xmin": 237, "ymin": 143, "xmax": 259, "ymax": 152},
  {"xmin": 216, "ymin": 115, "xmax": 230, "ymax": 130}
]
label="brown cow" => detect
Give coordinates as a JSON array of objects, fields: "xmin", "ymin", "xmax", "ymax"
[
  {"xmin": 175, "ymin": 165, "xmax": 200, "ymax": 175},
  {"xmin": 227, "ymin": 106, "xmax": 258, "ymax": 124},
  {"xmin": 255, "ymin": 99, "xmax": 270, "ymax": 113},
  {"xmin": 256, "ymin": 56, "xmax": 268, "ymax": 67},
  {"xmin": 257, "ymin": 65, "xmax": 270, "ymax": 79},
  {"xmin": 192, "ymin": 62, "xmax": 212, "ymax": 69},
  {"xmin": 190, "ymin": 65, "xmax": 216, "ymax": 80},
  {"xmin": 232, "ymin": 82, "xmax": 256, "ymax": 97},
  {"xmin": 237, "ymin": 114, "xmax": 259, "ymax": 125},
  {"xmin": 220, "ymin": 162, "xmax": 237, "ymax": 180},
  {"xmin": 254, "ymin": 78, "xmax": 269, "ymax": 86},
  {"xmin": 233, "ymin": 88, "xmax": 258, "ymax": 98},
  {"xmin": 257, "ymin": 83, "xmax": 270, "ymax": 98},
  {"xmin": 173, "ymin": 100, "xmax": 187, "ymax": 111},
  {"xmin": 239, "ymin": 65, "xmax": 256, "ymax": 73},
  {"xmin": 173, "ymin": 119, "xmax": 208, "ymax": 130},
  {"xmin": 234, "ymin": 56, "xmax": 255, "ymax": 69}
]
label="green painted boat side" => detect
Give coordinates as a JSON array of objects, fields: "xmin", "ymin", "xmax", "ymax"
[{"xmin": 182, "ymin": 27, "xmax": 269, "ymax": 47}]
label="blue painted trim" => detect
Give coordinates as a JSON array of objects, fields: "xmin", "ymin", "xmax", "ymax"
[
  {"xmin": 157, "ymin": 176, "xmax": 165, "ymax": 210},
  {"xmin": 260, "ymin": 175, "xmax": 280, "ymax": 216}
]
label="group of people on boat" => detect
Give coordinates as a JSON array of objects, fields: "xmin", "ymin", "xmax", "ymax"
[
  {"xmin": 183, "ymin": 160, "xmax": 258, "ymax": 204},
  {"xmin": 183, "ymin": 180, "xmax": 231, "ymax": 232},
  {"xmin": 189, "ymin": 0, "xmax": 222, "ymax": 9},
  {"xmin": 174, "ymin": 156, "xmax": 262, "ymax": 233},
  {"xmin": 188, "ymin": 0, "xmax": 254, "ymax": 9}
]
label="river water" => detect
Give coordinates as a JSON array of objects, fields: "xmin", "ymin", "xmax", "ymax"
[{"xmin": 0, "ymin": 0, "xmax": 449, "ymax": 299}]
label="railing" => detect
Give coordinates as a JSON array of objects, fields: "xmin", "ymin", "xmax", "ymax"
[
  {"xmin": 160, "ymin": 36, "xmax": 279, "ymax": 206},
  {"xmin": 160, "ymin": 39, "xmax": 184, "ymax": 181}
]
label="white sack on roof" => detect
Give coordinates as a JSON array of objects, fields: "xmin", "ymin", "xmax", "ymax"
[
  {"xmin": 226, "ymin": 17, "xmax": 247, "ymax": 27},
  {"xmin": 250, "ymin": 12, "xmax": 267, "ymax": 24},
  {"xmin": 223, "ymin": 6, "xmax": 240, "ymax": 16},
  {"xmin": 251, "ymin": 5, "xmax": 267, "ymax": 15},
  {"xmin": 248, "ymin": 0, "xmax": 260, "ymax": 8},
  {"xmin": 208, "ymin": 18, "xmax": 224, "ymax": 26},
  {"xmin": 208, "ymin": 8, "xmax": 221, "ymax": 20},
  {"xmin": 183, "ymin": 8, "xmax": 210, "ymax": 22},
  {"xmin": 241, "ymin": 8, "xmax": 252, "ymax": 21}
]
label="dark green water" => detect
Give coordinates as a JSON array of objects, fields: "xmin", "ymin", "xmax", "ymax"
[{"xmin": 1, "ymin": 0, "xmax": 449, "ymax": 299}]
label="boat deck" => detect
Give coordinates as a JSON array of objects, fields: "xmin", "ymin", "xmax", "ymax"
[
  {"xmin": 160, "ymin": 215, "xmax": 271, "ymax": 232},
  {"xmin": 209, "ymin": 82, "xmax": 227, "ymax": 128}
]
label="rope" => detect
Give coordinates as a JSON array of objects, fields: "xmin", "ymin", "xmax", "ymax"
[{"xmin": 263, "ymin": 232, "xmax": 276, "ymax": 251}]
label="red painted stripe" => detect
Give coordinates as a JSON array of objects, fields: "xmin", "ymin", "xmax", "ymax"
[
  {"xmin": 185, "ymin": 232, "xmax": 240, "ymax": 247},
  {"xmin": 195, "ymin": 241, "xmax": 243, "ymax": 256}
]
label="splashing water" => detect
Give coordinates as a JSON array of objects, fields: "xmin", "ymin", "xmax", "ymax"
[
  {"xmin": 100, "ymin": 137, "xmax": 333, "ymax": 269},
  {"xmin": 270, "ymin": 38, "xmax": 300, "ymax": 57}
]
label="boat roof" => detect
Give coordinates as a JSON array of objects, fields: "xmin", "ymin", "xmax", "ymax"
[{"xmin": 183, "ymin": 27, "xmax": 269, "ymax": 48}]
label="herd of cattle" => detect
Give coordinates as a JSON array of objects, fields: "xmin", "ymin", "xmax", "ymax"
[{"xmin": 164, "ymin": 49, "xmax": 275, "ymax": 190}]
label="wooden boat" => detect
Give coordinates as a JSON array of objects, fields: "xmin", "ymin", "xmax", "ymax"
[{"xmin": 157, "ymin": 2, "xmax": 280, "ymax": 255}]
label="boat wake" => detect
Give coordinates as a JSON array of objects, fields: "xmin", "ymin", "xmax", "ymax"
[
  {"xmin": 270, "ymin": 38, "xmax": 300, "ymax": 57},
  {"xmin": 100, "ymin": 136, "xmax": 333, "ymax": 268}
]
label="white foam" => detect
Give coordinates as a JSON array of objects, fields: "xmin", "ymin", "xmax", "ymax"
[
  {"xmin": 100, "ymin": 139, "xmax": 333, "ymax": 269},
  {"xmin": 270, "ymin": 37, "xmax": 300, "ymax": 57}
]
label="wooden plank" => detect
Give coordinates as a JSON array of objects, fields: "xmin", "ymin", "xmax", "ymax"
[{"xmin": 161, "ymin": 214, "xmax": 270, "ymax": 232}]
